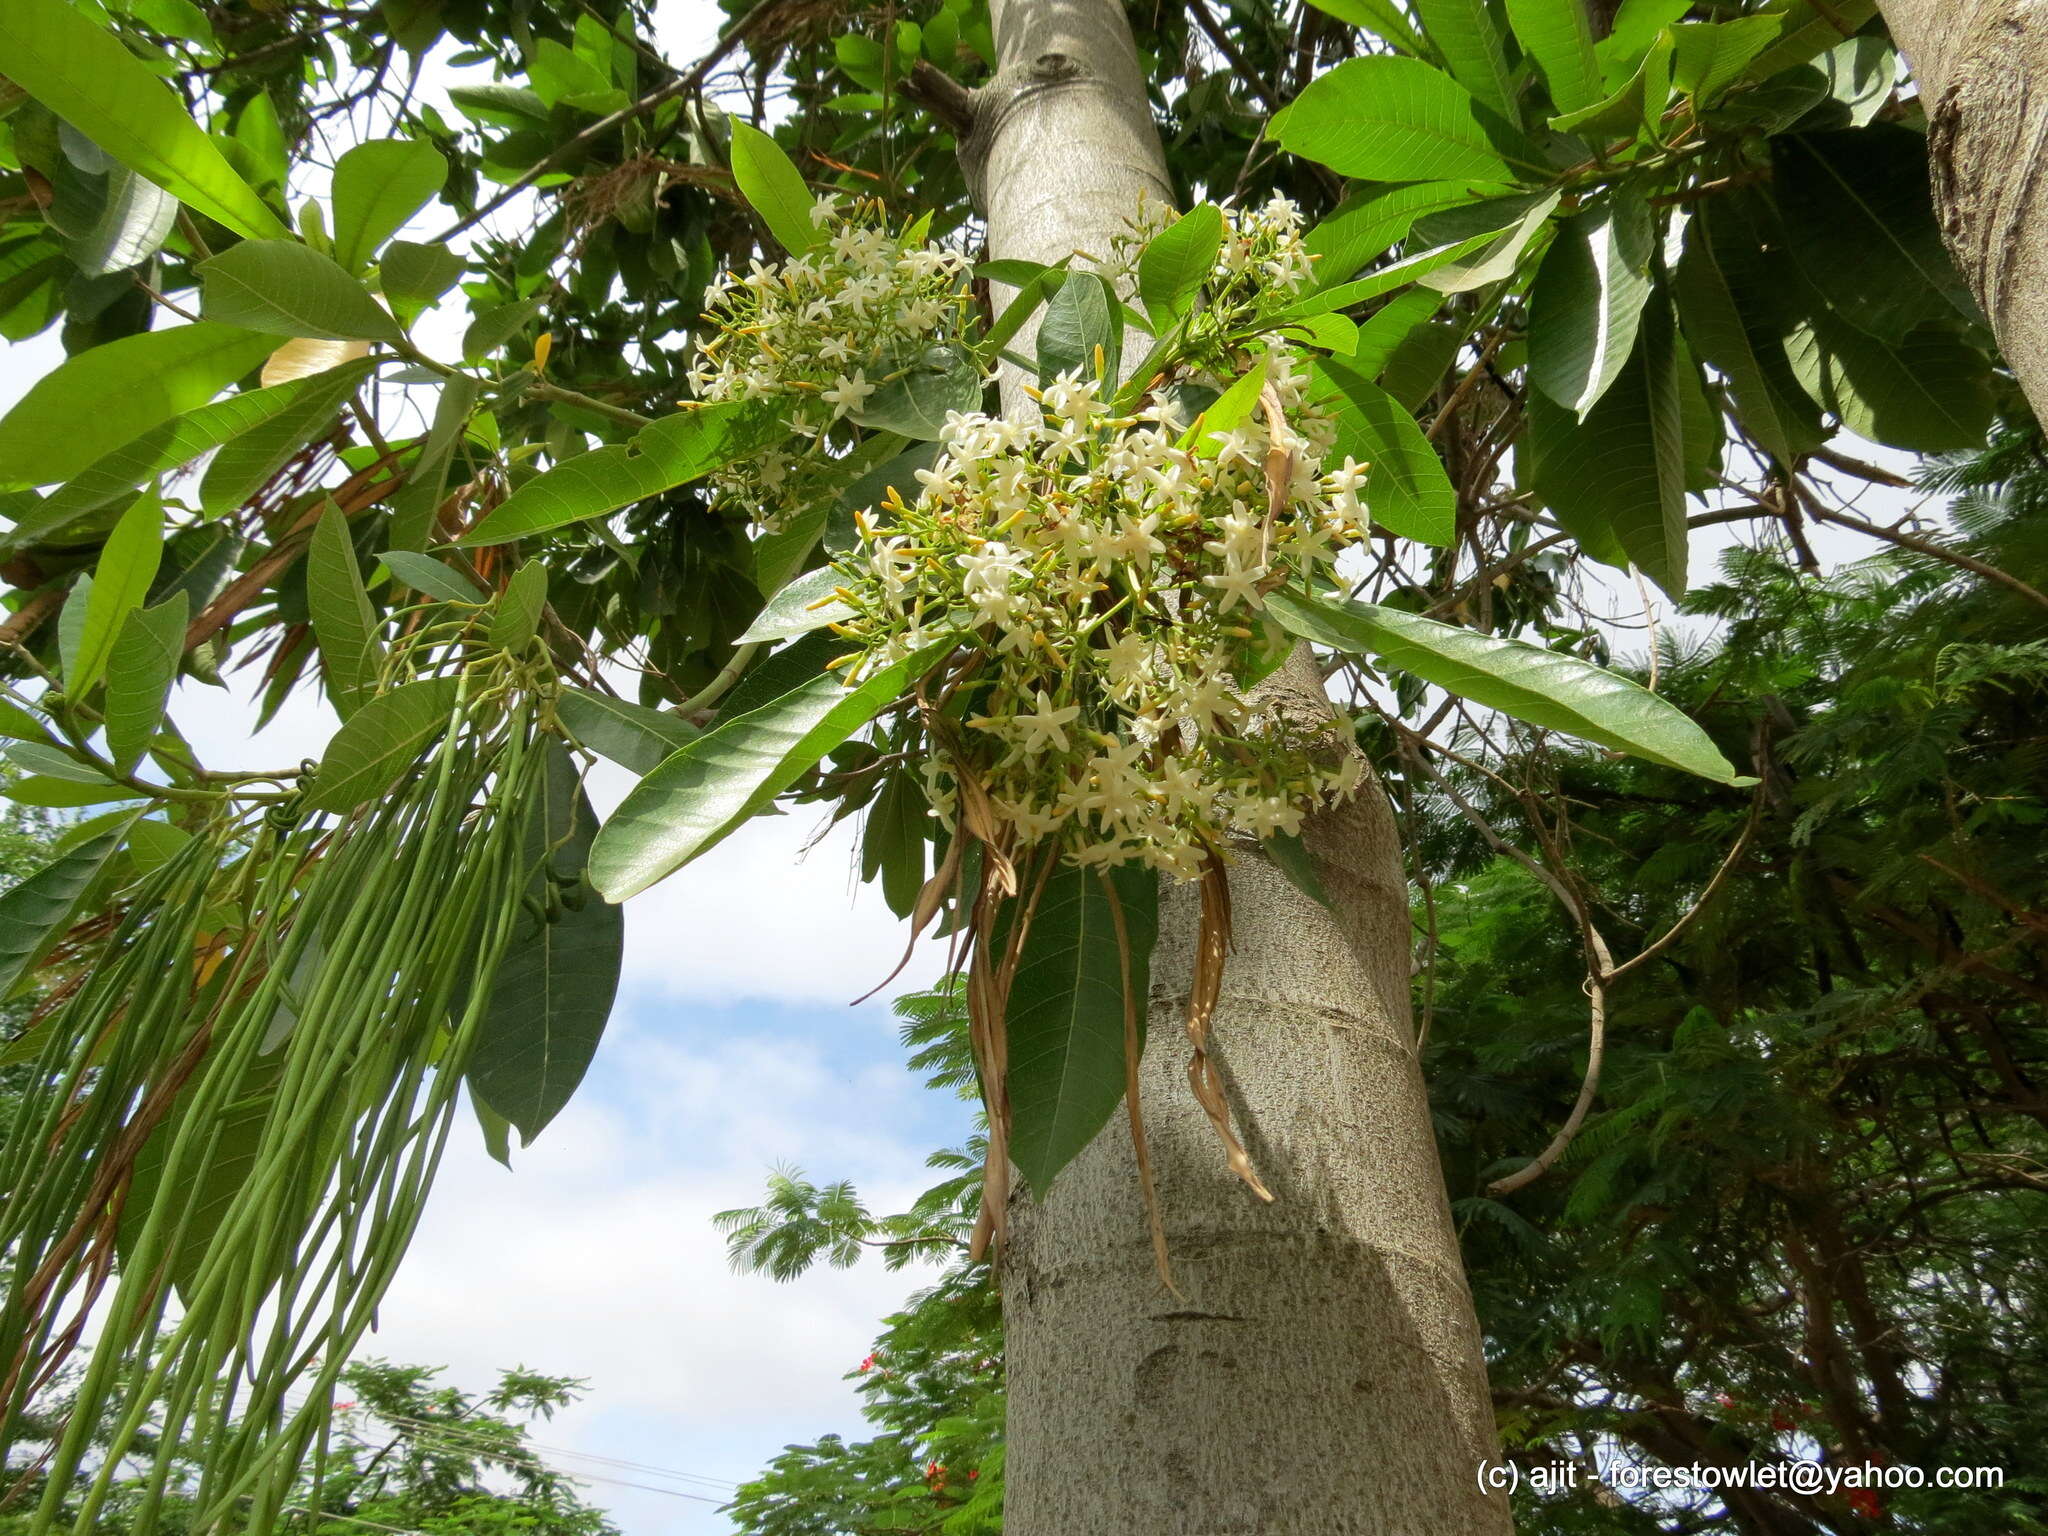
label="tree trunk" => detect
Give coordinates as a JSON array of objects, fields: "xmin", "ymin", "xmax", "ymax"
[
  {"xmin": 956, "ymin": 2, "xmax": 1511, "ymax": 1529},
  {"xmin": 1879, "ymin": 1, "xmax": 2048, "ymax": 422}
]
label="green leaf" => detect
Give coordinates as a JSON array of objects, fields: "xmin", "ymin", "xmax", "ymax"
[
  {"xmin": 1306, "ymin": 184, "xmax": 1510, "ymax": 290},
  {"xmin": 198, "ymin": 361, "xmax": 369, "ymax": 517},
  {"xmin": 729, "ymin": 120, "xmax": 822, "ymax": 256},
  {"xmin": 0, "ymin": 0, "xmax": 285, "ymax": 239},
  {"xmin": 6, "ymin": 776, "xmax": 144, "ymax": 808},
  {"xmin": 1668, "ymin": 18, "xmax": 1779, "ymax": 104},
  {"xmin": 70, "ymin": 492, "xmax": 165, "ymax": 694},
  {"xmin": 1006, "ymin": 860, "xmax": 1158, "ymax": 1195},
  {"xmin": 1504, "ymin": 0, "xmax": 1602, "ymax": 113},
  {"xmin": 1526, "ymin": 295, "xmax": 1688, "ymax": 596},
  {"xmin": 850, "ymin": 344, "xmax": 983, "ymax": 439},
  {"xmin": 1137, "ymin": 204, "xmax": 1223, "ymax": 327},
  {"xmin": 1594, "ymin": 0, "xmax": 1690, "ymax": 83},
  {"xmin": 1413, "ymin": 0, "xmax": 1519, "ymax": 122},
  {"xmin": 1816, "ymin": 34, "xmax": 1894, "ymax": 127},
  {"xmin": 1351, "ymin": 288, "xmax": 1448, "ymax": 379},
  {"xmin": 1303, "ymin": 0, "xmax": 1427, "ymax": 53},
  {"xmin": 468, "ymin": 741, "xmax": 621, "ymax": 1144},
  {"xmin": 489, "ymin": 558, "xmax": 547, "ymax": 651},
  {"xmin": 1273, "ymin": 56, "xmax": 1522, "ymax": 183},
  {"xmin": 380, "ymin": 240, "xmax": 466, "ymax": 317},
  {"xmin": 198, "ymin": 239, "xmax": 403, "ymax": 342},
  {"xmin": 1267, "ymin": 218, "xmax": 1531, "ymax": 322},
  {"xmin": 1265, "ymin": 829, "xmax": 1333, "ymax": 910},
  {"xmin": 1266, "ymin": 590, "xmax": 1745, "ymax": 782},
  {"xmin": 1773, "ymin": 128, "xmax": 1975, "ymax": 337},
  {"xmin": 1741, "ymin": 0, "xmax": 1878, "ymax": 82},
  {"xmin": 460, "ymin": 402, "xmax": 782, "ymax": 546},
  {"xmin": 331, "ymin": 138, "xmax": 447, "ymax": 273},
  {"xmin": 553, "ymin": 687, "xmax": 698, "ymax": 776},
  {"xmin": 738, "ymin": 565, "xmax": 853, "ymax": 645},
  {"xmin": 22, "ymin": 361, "xmax": 373, "ymax": 536},
  {"xmin": 590, "ymin": 636, "xmax": 958, "ymax": 901},
  {"xmin": 0, "ymin": 322, "xmax": 276, "ymax": 491},
  {"xmin": 1311, "ymin": 355, "xmax": 1456, "ymax": 545},
  {"xmin": 1528, "ymin": 187, "xmax": 1655, "ymax": 417},
  {"xmin": 306, "ymin": 506, "xmax": 385, "ymax": 718},
  {"xmin": 1189, "ymin": 355, "xmax": 1269, "ymax": 457},
  {"xmin": 104, "ymin": 592, "xmax": 187, "ymax": 775},
  {"xmin": 860, "ymin": 766, "xmax": 928, "ymax": 919},
  {"xmin": 1672, "ymin": 205, "xmax": 1822, "ymax": 467},
  {"xmin": 1548, "ymin": 32, "xmax": 1673, "ymax": 141},
  {"xmin": 379, "ymin": 550, "xmax": 485, "ymax": 603},
  {"xmin": 305, "ymin": 676, "xmax": 460, "ymax": 813},
  {"xmin": 1036, "ymin": 270, "xmax": 1118, "ymax": 385},
  {"xmin": 67, "ymin": 163, "xmax": 179, "ymax": 277},
  {"xmin": 1412, "ymin": 189, "xmax": 1560, "ymax": 295},
  {"xmin": 1784, "ymin": 313, "xmax": 1993, "ymax": 457},
  {"xmin": 7, "ymin": 742, "xmax": 114, "ymax": 785},
  {"xmin": 0, "ymin": 812, "xmax": 137, "ymax": 998}
]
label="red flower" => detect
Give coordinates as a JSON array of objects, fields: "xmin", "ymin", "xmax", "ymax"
[
  {"xmin": 1715, "ymin": 1393, "xmax": 1736, "ymax": 1411},
  {"xmin": 967, "ymin": 1469, "xmax": 979, "ymax": 1481},
  {"xmin": 1848, "ymin": 1487, "xmax": 1883, "ymax": 1520},
  {"xmin": 858, "ymin": 1354, "xmax": 876, "ymax": 1373},
  {"xmin": 1772, "ymin": 1412, "xmax": 1795, "ymax": 1433},
  {"xmin": 332, "ymin": 1401, "xmax": 357, "ymax": 1411}
]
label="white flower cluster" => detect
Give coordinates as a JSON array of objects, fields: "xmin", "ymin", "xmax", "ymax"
[
  {"xmin": 710, "ymin": 197, "xmax": 1371, "ymax": 878},
  {"xmin": 835, "ymin": 345, "xmax": 1368, "ymax": 878},
  {"xmin": 690, "ymin": 195, "xmax": 974, "ymax": 530}
]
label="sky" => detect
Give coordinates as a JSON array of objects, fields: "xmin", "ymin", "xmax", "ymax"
[{"xmin": 0, "ymin": 5, "xmax": 1940, "ymax": 1528}]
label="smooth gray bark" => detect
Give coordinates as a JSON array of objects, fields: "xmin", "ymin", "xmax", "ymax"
[
  {"xmin": 1881, "ymin": 0, "xmax": 2048, "ymax": 422},
  {"xmin": 960, "ymin": 2, "xmax": 1511, "ymax": 1529}
]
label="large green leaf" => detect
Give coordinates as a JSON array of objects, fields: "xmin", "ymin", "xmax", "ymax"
[
  {"xmin": 1006, "ymin": 860, "xmax": 1158, "ymax": 1195},
  {"xmin": 1773, "ymin": 128, "xmax": 1975, "ymax": 337},
  {"xmin": 379, "ymin": 551, "xmax": 485, "ymax": 604},
  {"xmin": 1304, "ymin": 0, "xmax": 1428, "ymax": 53},
  {"xmin": 21, "ymin": 361, "xmax": 373, "ymax": 537},
  {"xmin": 468, "ymin": 741, "xmax": 621, "ymax": 1144},
  {"xmin": 1672, "ymin": 206, "xmax": 1822, "ymax": 467},
  {"xmin": 737, "ymin": 565, "xmax": 853, "ymax": 645},
  {"xmin": 590, "ymin": 636, "xmax": 958, "ymax": 901},
  {"xmin": 331, "ymin": 138, "xmax": 447, "ymax": 273},
  {"xmin": 553, "ymin": 687, "xmax": 697, "ymax": 776},
  {"xmin": 849, "ymin": 345, "xmax": 983, "ymax": 440},
  {"xmin": 1268, "ymin": 217, "xmax": 1532, "ymax": 322},
  {"xmin": 1668, "ymin": 17, "xmax": 1780, "ymax": 104},
  {"xmin": 0, "ymin": 0, "xmax": 285, "ymax": 240},
  {"xmin": 1272, "ymin": 56, "xmax": 1524, "ymax": 183},
  {"xmin": 1137, "ymin": 204, "xmax": 1224, "ymax": 327},
  {"xmin": 1528, "ymin": 188, "xmax": 1654, "ymax": 417},
  {"xmin": 1526, "ymin": 296, "xmax": 1689, "ymax": 596},
  {"xmin": 1742, "ymin": 0, "xmax": 1878, "ymax": 81},
  {"xmin": 1266, "ymin": 590, "xmax": 1745, "ymax": 782},
  {"xmin": 0, "ymin": 812, "xmax": 138, "ymax": 998},
  {"xmin": 70, "ymin": 493, "xmax": 165, "ymax": 694},
  {"xmin": 198, "ymin": 363, "xmax": 372, "ymax": 516},
  {"xmin": 1036, "ymin": 271, "xmax": 1119, "ymax": 384},
  {"xmin": 1311, "ymin": 355, "xmax": 1456, "ymax": 546},
  {"xmin": 305, "ymin": 677, "xmax": 461, "ymax": 812},
  {"xmin": 198, "ymin": 240, "xmax": 403, "ymax": 342},
  {"xmin": 306, "ymin": 507, "xmax": 385, "ymax": 719},
  {"xmin": 104, "ymin": 593, "xmax": 187, "ymax": 775},
  {"xmin": 860, "ymin": 766, "xmax": 927, "ymax": 919},
  {"xmin": 1305, "ymin": 181, "xmax": 1513, "ymax": 289},
  {"xmin": 0, "ymin": 322, "xmax": 275, "ymax": 490},
  {"xmin": 1784, "ymin": 312, "xmax": 1993, "ymax": 457},
  {"xmin": 1504, "ymin": 0, "xmax": 1602, "ymax": 113},
  {"xmin": 489, "ymin": 559, "xmax": 547, "ymax": 651},
  {"xmin": 729, "ymin": 120, "xmax": 823, "ymax": 256},
  {"xmin": 1412, "ymin": 189, "xmax": 1560, "ymax": 294},
  {"xmin": 460, "ymin": 402, "xmax": 782, "ymax": 545},
  {"xmin": 68, "ymin": 163, "xmax": 179, "ymax": 278},
  {"xmin": 1412, "ymin": 0, "xmax": 1519, "ymax": 122}
]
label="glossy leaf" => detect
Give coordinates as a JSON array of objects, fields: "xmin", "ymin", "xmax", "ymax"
[
  {"xmin": 104, "ymin": 593, "xmax": 187, "ymax": 775},
  {"xmin": 331, "ymin": 138, "xmax": 447, "ymax": 273},
  {"xmin": 461, "ymin": 402, "xmax": 782, "ymax": 545},
  {"xmin": 1273, "ymin": 57, "xmax": 1522, "ymax": 183},
  {"xmin": 198, "ymin": 240, "xmax": 403, "ymax": 342},
  {"xmin": 1036, "ymin": 271, "xmax": 1118, "ymax": 385},
  {"xmin": 379, "ymin": 551, "xmax": 485, "ymax": 603},
  {"xmin": 468, "ymin": 741, "xmax": 621, "ymax": 1143},
  {"xmin": 1303, "ymin": 0, "xmax": 1427, "ymax": 53},
  {"xmin": 1312, "ymin": 355, "xmax": 1456, "ymax": 545},
  {"xmin": 0, "ymin": 812, "xmax": 137, "ymax": 998},
  {"xmin": 1528, "ymin": 188, "xmax": 1654, "ymax": 417},
  {"xmin": 553, "ymin": 687, "xmax": 697, "ymax": 776},
  {"xmin": 738, "ymin": 565, "xmax": 853, "ymax": 645},
  {"xmin": 70, "ymin": 493, "xmax": 165, "ymax": 694},
  {"xmin": 860, "ymin": 766, "xmax": 928, "ymax": 919},
  {"xmin": 68, "ymin": 165, "xmax": 179, "ymax": 277},
  {"xmin": 1305, "ymin": 182, "xmax": 1508, "ymax": 289},
  {"xmin": 380, "ymin": 240, "xmax": 466, "ymax": 316},
  {"xmin": 1413, "ymin": 190, "xmax": 1560, "ymax": 295},
  {"xmin": 1743, "ymin": 0, "xmax": 1878, "ymax": 82},
  {"xmin": 850, "ymin": 345, "xmax": 982, "ymax": 439},
  {"xmin": 1784, "ymin": 313, "xmax": 1993, "ymax": 456},
  {"xmin": 1412, "ymin": 0, "xmax": 1518, "ymax": 122},
  {"xmin": 199, "ymin": 362, "xmax": 369, "ymax": 516},
  {"xmin": 305, "ymin": 677, "xmax": 460, "ymax": 812},
  {"xmin": 1137, "ymin": 204, "xmax": 1223, "ymax": 326},
  {"xmin": 1668, "ymin": 17, "xmax": 1779, "ymax": 103},
  {"xmin": 306, "ymin": 506, "xmax": 385, "ymax": 718},
  {"xmin": 489, "ymin": 559, "xmax": 547, "ymax": 651},
  {"xmin": 1505, "ymin": 0, "xmax": 1602, "ymax": 113},
  {"xmin": 1006, "ymin": 860, "xmax": 1158, "ymax": 1194},
  {"xmin": 0, "ymin": 322, "xmax": 276, "ymax": 491},
  {"xmin": 0, "ymin": 0, "xmax": 285, "ymax": 239},
  {"xmin": 1526, "ymin": 297, "xmax": 1688, "ymax": 596},
  {"xmin": 590, "ymin": 636, "xmax": 958, "ymax": 901},
  {"xmin": 1266, "ymin": 590, "xmax": 1745, "ymax": 782},
  {"xmin": 729, "ymin": 120, "xmax": 822, "ymax": 256}
]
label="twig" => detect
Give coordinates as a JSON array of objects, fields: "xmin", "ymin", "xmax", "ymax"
[
  {"xmin": 1793, "ymin": 480, "xmax": 2048, "ymax": 609},
  {"xmin": 1602, "ymin": 796, "xmax": 1762, "ymax": 985}
]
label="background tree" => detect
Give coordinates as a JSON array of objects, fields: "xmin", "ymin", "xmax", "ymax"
[{"xmin": 0, "ymin": 0, "xmax": 2035, "ymax": 1531}]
